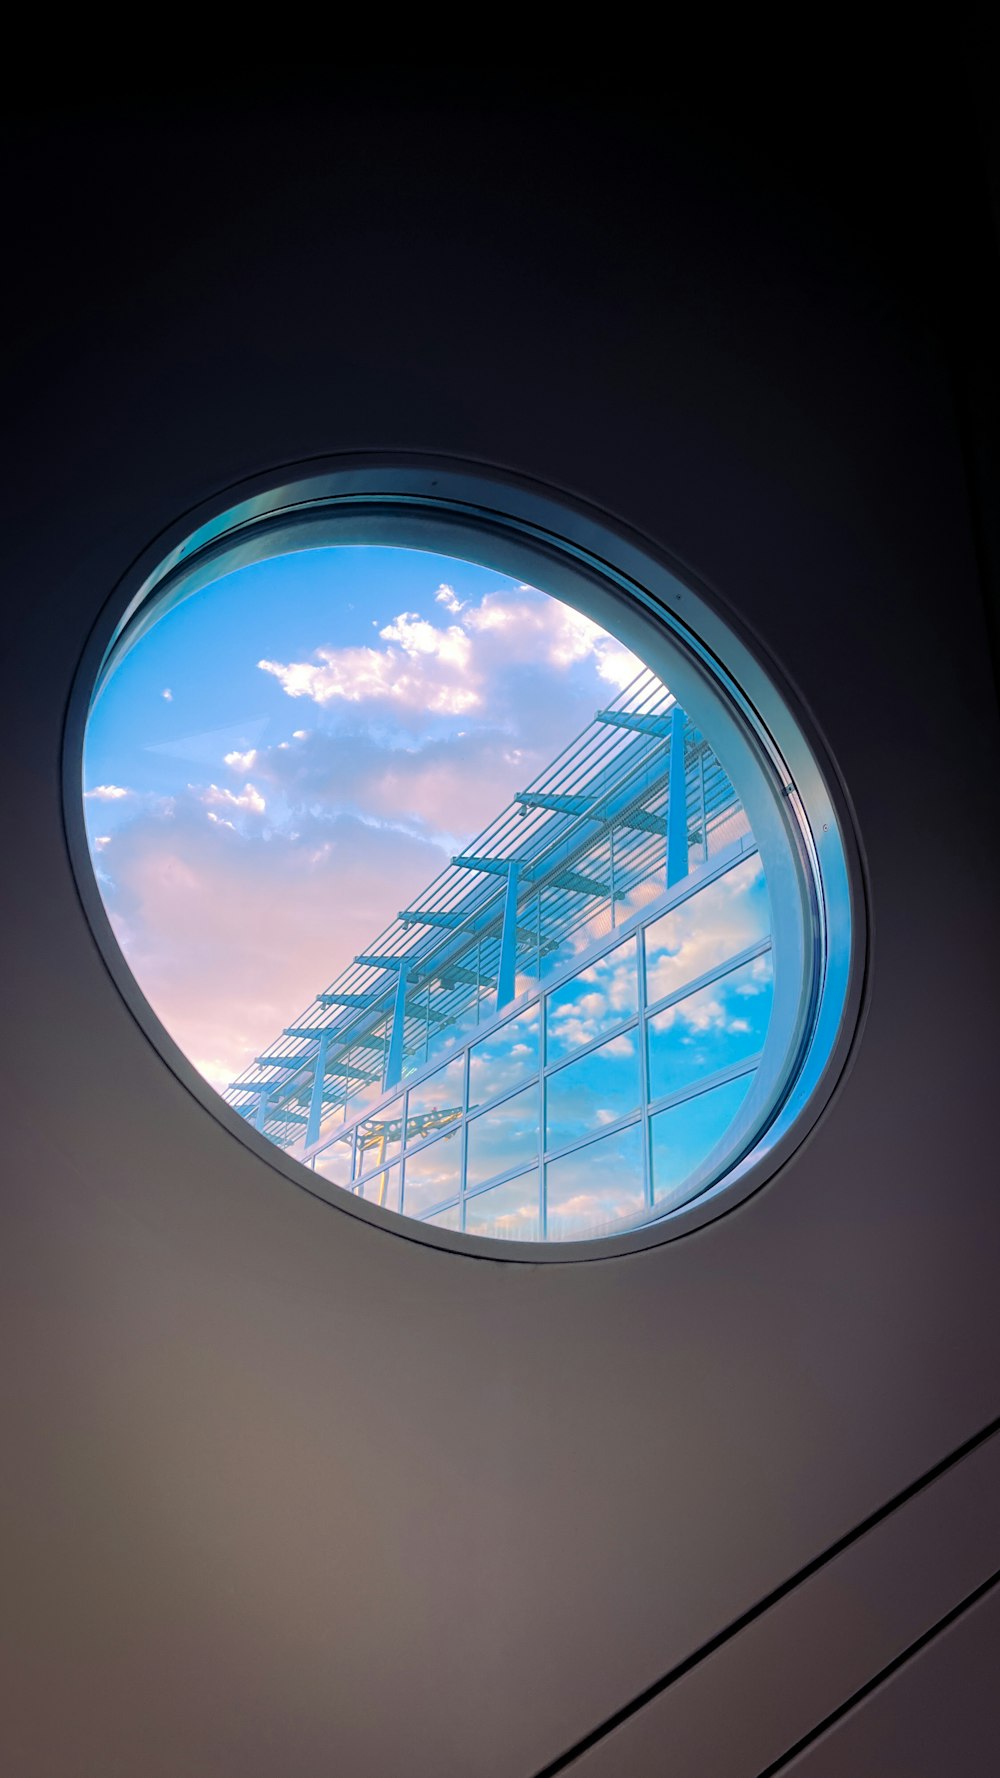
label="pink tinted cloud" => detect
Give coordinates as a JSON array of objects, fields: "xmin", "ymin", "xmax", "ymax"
[
  {"xmin": 102, "ymin": 801, "xmax": 449, "ymax": 1092},
  {"xmin": 254, "ymin": 725, "xmax": 555, "ymax": 838}
]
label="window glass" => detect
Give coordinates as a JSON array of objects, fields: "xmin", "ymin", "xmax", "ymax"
[
  {"xmin": 546, "ymin": 934, "xmax": 639, "ymax": 1064},
  {"xmin": 402, "ymin": 1127, "xmax": 462, "ymax": 1216},
  {"xmin": 647, "ymin": 953, "xmax": 773, "ymax": 1106},
  {"xmin": 545, "ymin": 1030, "xmax": 641, "ymax": 1152},
  {"xmin": 312, "ymin": 1128, "xmax": 354, "ymax": 1187},
  {"xmin": 466, "ymin": 1082, "xmax": 539, "ymax": 1189},
  {"xmin": 468, "ymin": 1003, "xmax": 540, "ymax": 1111},
  {"xmin": 425, "ymin": 1202, "xmax": 461, "ymax": 1230},
  {"xmin": 80, "ymin": 497, "xmax": 846, "ymax": 1250},
  {"xmin": 649, "ymin": 1074, "xmax": 752, "ymax": 1211},
  {"xmin": 343, "ymin": 1050, "xmax": 389, "ymax": 1119},
  {"xmin": 355, "ymin": 1096, "xmax": 404, "ymax": 1173},
  {"xmin": 465, "ymin": 1171, "xmax": 541, "ymax": 1242},
  {"xmin": 316, "ymin": 1096, "xmax": 346, "ymax": 1141},
  {"xmin": 644, "ymin": 855, "xmax": 770, "ymax": 1007},
  {"xmin": 355, "ymin": 1163, "xmax": 401, "ymax": 1213},
  {"xmin": 406, "ymin": 1055, "xmax": 465, "ymax": 1147},
  {"xmin": 545, "ymin": 1124, "xmax": 645, "ymax": 1241}
]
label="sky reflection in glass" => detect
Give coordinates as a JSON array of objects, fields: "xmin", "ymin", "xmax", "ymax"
[
  {"xmin": 546, "ymin": 1123, "xmax": 645, "ymax": 1240},
  {"xmin": 355, "ymin": 1096, "xmax": 404, "ymax": 1173},
  {"xmin": 546, "ymin": 934, "xmax": 638, "ymax": 1064},
  {"xmin": 650, "ymin": 1074, "xmax": 751, "ymax": 1211},
  {"xmin": 465, "ymin": 1171, "xmax": 541, "ymax": 1241},
  {"xmin": 466, "ymin": 1081, "xmax": 539, "ymax": 1189},
  {"xmin": 469, "ymin": 1004, "xmax": 540, "ymax": 1111},
  {"xmin": 425, "ymin": 1202, "xmax": 461, "ymax": 1230},
  {"xmin": 313, "ymin": 1128, "xmax": 353, "ymax": 1187},
  {"xmin": 406, "ymin": 1054, "xmax": 465, "ymax": 1145},
  {"xmin": 546, "ymin": 1030, "xmax": 640, "ymax": 1151},
  {"xmin": 403, "ymin": 1126, "xmax": 462, "ymax": 1215},
  {"xmin": 647, "ymin": 953, "xmax": 773, "ymax": 1105},
  {"xmin": 644, "ymin": 856, "xmax": 769, "ymax": 1006},
  {"xmin": 355, "ymin": 1163, "xmax": 401, "ymax": 1212}
]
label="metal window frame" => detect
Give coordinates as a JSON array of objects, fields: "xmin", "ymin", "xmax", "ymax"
[{"xmin": 62, "ymin": 454, "xmax": 866, "ymax": 1264}]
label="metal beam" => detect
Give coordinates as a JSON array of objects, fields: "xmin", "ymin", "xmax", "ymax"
[
  {"xmin": 398, "ymin": 908, "xmax": 466, "ymax": 930},
  {"xmin": 545, "ymin": 867, "xmax": 608, "ymax": 898},
  {"xmin": 620, "ymin": 808, "xmax": 669, "ymax": 836},
  {"xmin": 236, "ymin": 1060, "xmax": 377, "ymax": 1095},
  {"xmin": 385, "ymin": 962, "xmax": 410, "ymax": 1089},
  {"xmin": 305, "ymin": 1030, "xmax": 332, "ymax": 1147},
  {"xmin": 317, "ymin": 991, "xmax": 379, "ymax": 1009},
  {"xmin": 597, "ymin": 707, "xmax": 674, "ymax": 737},
  {"xmin": 516, "ymin": 790, "xmax": 593, "ymax": 816},
  {"xmin": 496, "ymin": 860, "xmax": 521, "ymax": 1010},
  {"xmin": 423, "ymin": 962, "xmax": 493, "ymax": 989},
  {"xmin": 354, "ymin": 953, "xmax": 408, "ymax": 971},
  {"xmin": 452, "ymin": 853, "xmax": 511, "ymax": 876},
  {"xmin": 667, "ymin": 704, "xmax": 689, "ymax": 888}
]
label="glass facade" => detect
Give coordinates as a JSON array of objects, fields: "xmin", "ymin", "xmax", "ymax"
[
  {"xmin": 298, "ymin": 847, "xmax": 772, "ymax": 1242},
  {"xmin": 228, "ymin": 666, "xmax": 782, "ymax": 1244}
]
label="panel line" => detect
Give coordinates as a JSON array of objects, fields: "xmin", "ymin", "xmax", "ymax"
[
  {"xmin": 528, "ymin": 1413, "xmax": 1000, "ymax": 1778},
  {"xmin": 753, "ymin": 1567, "xmax": 1000, "ymax": 1777}
]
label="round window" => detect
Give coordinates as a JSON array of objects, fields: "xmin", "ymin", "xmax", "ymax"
[{"xmin": 68, "ymin": 462, "xmax": 861, "ymax": 1255}]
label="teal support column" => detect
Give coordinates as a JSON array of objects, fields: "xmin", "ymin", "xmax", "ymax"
[
  {"xmin": 254, "ymin": 1087, "xmax": 271, "ymax": 1133},
  {"xmin": 385, "ymin": 963, "xmax": 410, "ymax": 1089},
  {"xmin": 305, "ymin": 1031, "xmax": 331, "ymax": 1148},
  {"xmin": 667, "ymin": 705, "xmax": 689, "ymax": 888},
  {"xmin": 496, "ymin": 860, "xmax": 521, "ymax": 1011}
]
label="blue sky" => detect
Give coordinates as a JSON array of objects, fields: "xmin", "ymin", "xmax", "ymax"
[{"xmin": 83, "ymin": 546, "xmax": 642, "ymax": 1093}]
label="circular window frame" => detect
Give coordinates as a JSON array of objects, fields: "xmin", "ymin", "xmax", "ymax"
[{"xmin": 63, "ymin": 453, "xmax": 868, "ymax": 1263}]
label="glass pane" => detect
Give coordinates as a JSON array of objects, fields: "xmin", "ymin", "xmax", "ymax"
[
  {"xmin": 402, "ymin": 1127, "xmax": 462, "ymax": 1216},
  {"xmin": 354, "ymin": 1162, "xmax": 401, "ymax": 1213},
  {"xmin": 406, "ymin": 1054, "xmax": 465, "ymax": 1146},
  {"xmin": 354, "ymin": 1095, "xmax": 404, "ymax": 1174},
  {"xmin": 546, "ymin": 1030, "xmax": 640, "ymax": 1152},
  {"xmin": 466, "ymin": 1082, "xmax": 539, "ymax": 1189},
  {"xmin": 649, "ymin": 1074, "xmax": 752, "ymax": 1211},
  {"xmin": 545, "ymin": 934, "xmax": 639, "ymax": 1064},
  {"xmin": 465, "ymin": 1171, "xmax": 541, "ymax": 1242},
  {"xmin": 469, "ymin": 1003, "xmax": 540, "ymax": 1112},
  {"xmin": 342, "ymin": 1042, "xmax": 389, "ymax": 1118},
  {"xmin": 647, "ymin": 953, "xmax": 774, "ymax": 1105},
  {"xmin": 545, "ymin": 1123, "xmax": 645, "ymax": 1241},
  {"xmin": 644, "ymin": 854, "xmax": 770, "ymax": 1007},
  {"xmin": 425, "ymin": 1202, "xmax": 461, "ymax": 1230},
  {"xmin": 316, "ymin": 1094, "xmax": 347, "ymax": 1141},
  {"xmin": 312, "ymin": 1126, "xmax": 354, "ymax": 1188}
]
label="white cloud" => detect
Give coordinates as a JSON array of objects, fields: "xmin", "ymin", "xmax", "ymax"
[
  {"xmin": 93, "ymin": 835, "xmax": 112, "ymax": 850},
  {"xmin": 199, "ymin": 781, "xmax": 266, "ymax": 815},
  {"xmin": 85, "ymin": 784, "xmax": 131, "ymax": 801},
  {"xmin": 224, "ymin": 748, "xmax": 258, "ymax": 773},
  {"xmin": 162, "ymin": 688, "xmax": 173, "ymax": 701},
  {"xmin": 256, "ymin": 585, "xmax": 643, "ymax": 729}
]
